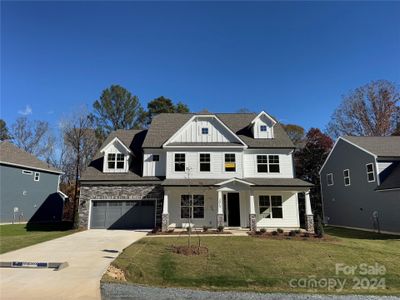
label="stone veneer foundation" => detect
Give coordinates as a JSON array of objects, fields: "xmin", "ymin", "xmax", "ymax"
[{"xmin": 78, "ymin": 184, "xmax": 164, "ymax": 228}]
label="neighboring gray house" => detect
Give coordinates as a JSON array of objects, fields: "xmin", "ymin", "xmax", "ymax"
[
  {"xmin": 79, "ymin": 111, "xmax": 314, "ymax": 232},
  {"xmin": 0, "ymin": 141, "xmax": 66, "ymax": 223},
  {"xmin": 320, "ymin": 136, "xmax": 400, "ymax": 234}
]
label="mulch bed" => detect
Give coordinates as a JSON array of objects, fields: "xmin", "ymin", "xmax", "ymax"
[
  {"xmin": 247, "ymin": 231, "xmax": 335, "ymax": 241},
  {"xmin": 147, "ymin": 230, "xmax": 232, "ymax": 236},
  {"xmin": 170, "ymin": 245, "xmax": 209, "ymax": 256}
]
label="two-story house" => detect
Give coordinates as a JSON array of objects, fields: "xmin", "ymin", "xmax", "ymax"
[
  {"xmin": 0, "ymin": 141, "xmax": 66, "ymax": 223},
  {"xmin": 79, "ymin": 111, "xmax": 314, "ymax": 232},
  {"xmin": 320, "ymin": 136, "xmax": 400, "ymax": 234}
]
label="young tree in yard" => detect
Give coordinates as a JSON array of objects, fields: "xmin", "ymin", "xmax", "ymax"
[
  {"xmin": 327, "ymin": 80, "xmax": 400, "ymax": 137},
  {"xmin": 92, "ymin": 85, "xmax": 145, "ymax": 139},
  {"xmin": 296, "ymin": 128, "xmax": 333, "ymax": 217},
  {"xmin": 11, "ymin": 116, "xmax": 55, "ymax": 162},
  {"xmin": 282, "ymin": 124, "xmax": 305, "ymax": 147},
  {"xmin": 144, "ymin": 96, "xmax": 190, "ymax": 125},
  {"xmin": 61, "ymin": 111, "xmax": 98, "ymax": 226},
  {"xmin": 0, "ymin": 119, "xmax": 11, "ymax": 140}
]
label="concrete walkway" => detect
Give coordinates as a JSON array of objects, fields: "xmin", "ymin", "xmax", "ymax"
[{"xmin": 0, "ymin": 230, "xmax": 146, "ymax": 300}]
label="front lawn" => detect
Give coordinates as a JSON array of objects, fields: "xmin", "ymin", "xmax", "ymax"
[
  {"xmin": 0, "ymin": 223, "xmax": 77, "ymax": 254},
  {"xmin": 105, "ymin": 227, "xmax": 400, "ymax": 295}
]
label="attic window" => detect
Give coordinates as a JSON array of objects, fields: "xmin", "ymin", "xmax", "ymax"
[
  {"xmin": 260, "ymin": 125, "xmax": 267, "ymax": 132},
  {"xmin": 108, "ymin": 153, "xmax": 125, "ymax": 170},
  {"xmin": 201, "ymin": 128, "xmax": 209, "ymax": 135}
]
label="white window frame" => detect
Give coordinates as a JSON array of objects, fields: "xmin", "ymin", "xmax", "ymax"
[
  {"xmin": 259, "ymin": 195, "xmax": 283, "ymax": 219},
  {"xmin": 260, "ymin": 125, "xmax": 267, "ymax": 132},
  {"xmin": 366, "ymin": 163, "xmax": 375, "ymax": 182},
  {"xmin": 327, "ymin": 173, "xmax": 334, "ymax": 186},
  {"xmin": 180, "ymin": 194, "xmax": 205, "ymax": 219},
  {"xmin": 34, "ymin": 172, "xmax": 40, "ymax": 182},
  {"xmin": 174, "ymin": 153, "xmax": 186, "ymax": 172},
  {"xmin": 105, "ymin": 152, "xmax": 126, "ymax": 172},
  {"xmin": 22, "ymin": 170, "xmax": 33, "ymax": 175},
  {"xmin": 201, "ymin": 127, "xmax": 209, "ymax": 135},
  {"xmin": 199, "ymin": 153, "xmax": 211, "ymax": 172},
  {"xmin": 224, "ymin": 153, "xmax": 236, "ymax": 172},
  {"xmin": 343, "ymin": 169, "xmax": 351, "ymax": 186}
]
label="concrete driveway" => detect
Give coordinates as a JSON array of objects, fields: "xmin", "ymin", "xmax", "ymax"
[{"xmin": 0, "ymin": 229, "xmax": 146, "ymax": 300}]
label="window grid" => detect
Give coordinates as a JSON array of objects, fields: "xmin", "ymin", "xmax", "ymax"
[
  {"xmin": 259, "ymin": 195, "xmax": 283, "ymax": 219},
  {"xmin": 257, "ymin": 155, "xmax": 280, "ymax": 173},
  {"xmin": 366, "ymin": 163, "xmax": 375, "ymax": 182},
  {"xmin": 201, "ymin": 127, "xmax": 209, "ymax": 135},
  {"xmin": 343, "ymin": 169, "xmax": 350, "ymax": 186},
  {"xmin": 175, "ymin": 153, "xmax": 186, "ymax": 172},
  {"xmin": 200, "ymin": 153, "xmax": 211, "ymax": 172},
  {"xmin": 260, "ymin": 125, "xmax": 267, "ymax": 132},
  {"xmin": 180, "ymin": 195, "xmax": 204, "ymax": 219},
  {"xmin": 224, "ymin": 153, "xmax": 236, "ymax": 172}
]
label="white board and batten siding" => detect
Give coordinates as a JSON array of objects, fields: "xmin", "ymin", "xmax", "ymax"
[
  {"xmin": 167, "ymin": 116, "xmax": 242, "ymax": 144},
  {"xmin": 243, "ymin": 149, "xmax": 295, "ymax": 178},
  {"xmin": 166, "ymin": 150, "xmax": 243, "ymax": 179},
  {"xmin": 143, "ymin": 150, "xmax": 166, "ymax": 177}
]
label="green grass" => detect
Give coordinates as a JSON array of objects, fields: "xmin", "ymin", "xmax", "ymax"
[
  {"xmin": 105, "ymin": 226, "xmax": 400, "ymax": 295},
  {"xmin": 0, "ymin": 224, "xmax": 77, "ymax": 254}
]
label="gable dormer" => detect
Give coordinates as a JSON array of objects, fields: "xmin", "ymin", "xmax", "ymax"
[
  {"xmin": 100, "ymin": 137, "xmax": 131, "ymax": 173},
  {"xmin": 251, "ymin": 111, "xmax": 276, "ymax": 139},
  {"xmin": 163, "ymin": 114, "xmax": 247, "ymax": 147}
]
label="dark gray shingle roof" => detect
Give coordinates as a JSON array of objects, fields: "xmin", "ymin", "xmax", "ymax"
[
  {"xmin": 0, "ymin": 141, "xmax": 61, "ymax": 174},
  {"xmin": 343, "ymin": 136, "xmax": 400, "ymax": 158},
  {"xmin": 81, "ymin": 129, "xmax": 162, "ymax": 182},
  {"xmin": 162, "ymin": 178, "xmax": 313, "ymax": 187},
  {"xmin": 142, "ymin": 113, "xmax": 295, "ymax": 149}
]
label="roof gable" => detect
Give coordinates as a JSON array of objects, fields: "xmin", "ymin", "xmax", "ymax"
[
  {"xmin": 100, "ymin": 137, "xmax": 132, "ymax": 154},
  {"xmin": 163, "ymin": 115, "xmax": 247, "ymax": 147},
  {"xmin": 251, "ymin": 111, "xmax": 277, "ymax": 126}
]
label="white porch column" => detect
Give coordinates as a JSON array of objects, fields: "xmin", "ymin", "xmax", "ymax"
[
  {"xmin": 249, "ymin": 191, "xmax": 256, "ymax": 231},
  {"xmin": 304, "ymin": 190, "xmax": 314, "ymax": 233},
  {"xmin": 162, "ymin": 193, "xmax": 169, "ymax": 232},
  {"xmin": 217, "ymin": 191, "xmax": 224, "ymax": 227}
]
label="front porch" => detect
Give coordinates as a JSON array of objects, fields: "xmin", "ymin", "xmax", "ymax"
[{"xmin": 161, "ymin": 178, "xmax": 314, "ymax": 232}]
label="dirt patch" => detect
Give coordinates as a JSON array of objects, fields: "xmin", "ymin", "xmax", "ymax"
[
  {"xmin": 170, "ymin": 245, "xmax": 209, "ymax": 256},
  {"xmin": 106, "ymin": 264, "xmax": 127, "ymax": 281}
]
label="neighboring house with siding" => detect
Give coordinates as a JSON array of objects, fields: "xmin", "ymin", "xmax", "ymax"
[
  {"xmin": 79, "ymin": 111, "xmax": 314, "ymax": 232},
  {"xmin": 320, "ymin": 136, "xmax": 400, "ymax": 234},
  {"xmin": 0, "ymin": 141, "xmax": 66, "ymax": 223}
]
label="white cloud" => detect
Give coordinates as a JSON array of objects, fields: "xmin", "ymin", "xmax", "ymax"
[{"xmin": 18, "ymin": 105, "xmax": 32, "ymax": 116}]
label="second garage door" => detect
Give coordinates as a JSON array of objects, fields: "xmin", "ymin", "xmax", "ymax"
[{"xmin": 90, "ymin": 200, "xmax": 155, "ymax": 229}]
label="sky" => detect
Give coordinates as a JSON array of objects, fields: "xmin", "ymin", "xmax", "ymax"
[{"xmin": 1, "ymin": 1, "xmax": 399, "ymax": 133}]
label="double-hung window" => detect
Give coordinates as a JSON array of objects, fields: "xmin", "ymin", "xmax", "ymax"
[
  {"xmin": 200, "ymin": 153, "xmax": 210, "ymax": 172},
  {"xmin": 259, "ymin": 195, "xmax": 283, "ymax": 219},
  {"xmin": 181, "ymin": 195, "xmax": 204, "ymax": 219},
  {"xmin": 343, "ymin": 169, "xmax": 350, "ymax": 186},
  {"xmin": 34, "ymin": 172, "xmax": 40, "ymax": 182},
  {"xmin": 108, "ymin": 153, "xmax": 125, "ymax": 170},
  {"xmin": 224, "ymin": 153, "xmax": 236, "ymax": 172},
  {"xmin": 257, "ymin": 155, "xmax": 280, "ymax": 173},
  {"xmin": 257, "ymin": 155, "xmax": 269, "ymax": 173},
  {"xmin": 269, "ymin": 155, "xmax": 280, "ymax": 173},
  {"xmin": 175, "ymin": 153, "xmax": 186, "ymax": 172},
  {"xmin": 366, "ymin": 163, "xmax": 375, "ymax": 182}
]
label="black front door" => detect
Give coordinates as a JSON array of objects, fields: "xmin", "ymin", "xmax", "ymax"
[{"xmin": 227, "ymin": 193, "xmax": 240, "ymax": 226}]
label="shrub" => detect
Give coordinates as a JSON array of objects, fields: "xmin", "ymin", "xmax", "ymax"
[
  {"xmin": 260, "ymin": 228, "xmax": 267, "ymax": 234},
  {"xmin": 315, "ymin": 215, "xmax": 324, "ymax": 238},
  {"xmin": 151, "ymin": 227, "xmax": 160, "ymax": 234},
  {"xmin": 271, "ymin": 231, "xmax": 278, "ymax": 236},
  {"xmin": 217, "ymin": 225, "xmax": 224, "ymax": 233},
  {"xmin": 202, "ymin": 225, "xmax": 209, "ymax": 232},
  {"xmin": 186, "ymin": 226, "xmax": 192, "ymax": 233},
  {"xmin": 303, "ymin": 232, "xmax": 311, "ymax": 238},
  {"xmin": 294, "ymin": 229, "xmax": 301, "ymax": 234},
  {"xmin": 277, "ymin": 228, "xmax": 284, "ymax": 234},
  {"xmin": 289, "ymin": 230, "xmax": 297, "ymax": 237}
]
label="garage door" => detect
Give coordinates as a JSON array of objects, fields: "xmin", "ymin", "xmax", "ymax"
[{"xmin": 90, "ymin": 200, "xmax": 155, "ymax": 229}]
